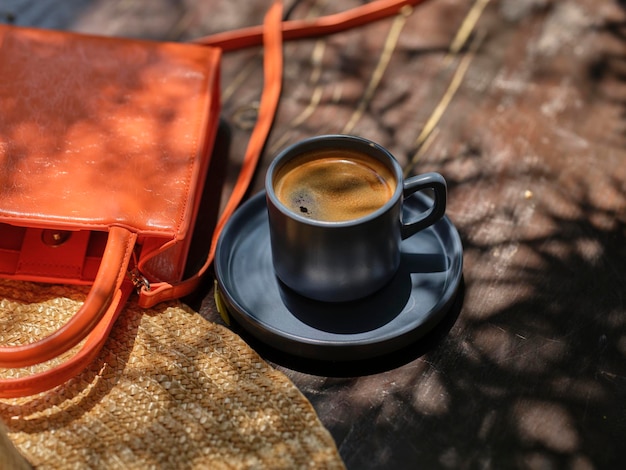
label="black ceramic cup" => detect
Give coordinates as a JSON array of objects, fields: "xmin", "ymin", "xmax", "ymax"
[{"xmin": 265, "ymin": 135, "xmax": 446, "ymax": 302}]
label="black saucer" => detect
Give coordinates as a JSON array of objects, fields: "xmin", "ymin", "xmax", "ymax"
[{"xmin": 214, "ymin": 191, "xmax": 463, "ymax": 361}]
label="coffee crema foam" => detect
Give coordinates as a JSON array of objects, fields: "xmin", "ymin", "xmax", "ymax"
[{"xmin": 273, "ymin": 150, "xmax": 396, "ymax": 222}]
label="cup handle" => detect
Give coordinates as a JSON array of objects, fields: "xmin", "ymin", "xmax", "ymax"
[{"xmin": 401, "ymin": 172, "xmax": 447, "ymax": 239}]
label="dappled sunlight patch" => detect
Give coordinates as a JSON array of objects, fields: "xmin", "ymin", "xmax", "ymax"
[
  {"xmin": 410, "ymin": 368, "xmax": 450, "ymax": 416},
  {"xmin": 470, "ymin": 324, "xmax": 568, "ymax": 374},
  {"xmin": 512, "ymin": 399, "xmax": 580, "ymax": 453},
  {"xmin": 549, "ymin": 377, "xmax": 608, "ymax": 403}
]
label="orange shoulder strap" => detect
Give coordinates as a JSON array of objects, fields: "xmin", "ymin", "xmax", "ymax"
[
  {"xmin": 138, "ymin": 0, "xmax": 432, "ymax": 308},
  {"xmin": 137, "ymin": 0, "xmax": 284, "ymax": 307},
  {"xmin": 197, "ymin": 0, "xmax": 428, "ymax": 50}
]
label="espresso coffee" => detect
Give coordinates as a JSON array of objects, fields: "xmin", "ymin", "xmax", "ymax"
[{"xmin": 273, "ymin": 149, "xmax": 396, "ymax": 222}]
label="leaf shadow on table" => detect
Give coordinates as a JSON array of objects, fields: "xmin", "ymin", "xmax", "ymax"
[
  {"xmin": 297, "ymin": 161, "xmax": 625, "ymax": 470},
  {"xmin": 281, "ymin": 6, "xmax": 626, "ymax": 469},
  {"xmin": 270, "ymin": 159, "xmax": 625, "ymax": 470}
]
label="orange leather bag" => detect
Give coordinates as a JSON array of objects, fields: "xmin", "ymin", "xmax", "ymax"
[{"xmin": 0, "ymin": 0, "xmax": 430, "ymax": 398}]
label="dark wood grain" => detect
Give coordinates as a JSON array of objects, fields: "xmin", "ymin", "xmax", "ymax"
[{"xmin": 3, "ymin": 1, "xmax": 626, "ymax": 468}]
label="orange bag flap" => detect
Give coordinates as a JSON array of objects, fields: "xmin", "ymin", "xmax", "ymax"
[{"xmin": 0, "ymin": 25, "xmax": 221, "ymax": 240}]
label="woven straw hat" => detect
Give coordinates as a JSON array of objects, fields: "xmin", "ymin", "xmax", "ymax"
[{"xmin": 0, "ymin": 279, "xmax": 344, "ymax": 469}]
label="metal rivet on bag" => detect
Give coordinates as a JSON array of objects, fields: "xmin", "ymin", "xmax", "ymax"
[{"xmin": 41, "ymin": 230, "xmax": 72, "ymax": 247}]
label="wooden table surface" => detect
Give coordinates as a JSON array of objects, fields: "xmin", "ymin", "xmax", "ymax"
[{"xmin": 4, "ymin": 0, "xmax": 626, "ymax": 468}]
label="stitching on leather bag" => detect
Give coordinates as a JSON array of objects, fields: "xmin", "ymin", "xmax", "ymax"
[
  {"xmin": 117, "ymin": 232, "xmax": 138, "ymax": 288},
  {"xmin": 174, "ymin": 52, "xmax": 219, "ymax": 237}
]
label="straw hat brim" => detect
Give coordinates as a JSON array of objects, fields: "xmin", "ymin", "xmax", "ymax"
[{"xmin": 0, "ymin": 279, "xmax": 344, "ymax": 469}]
